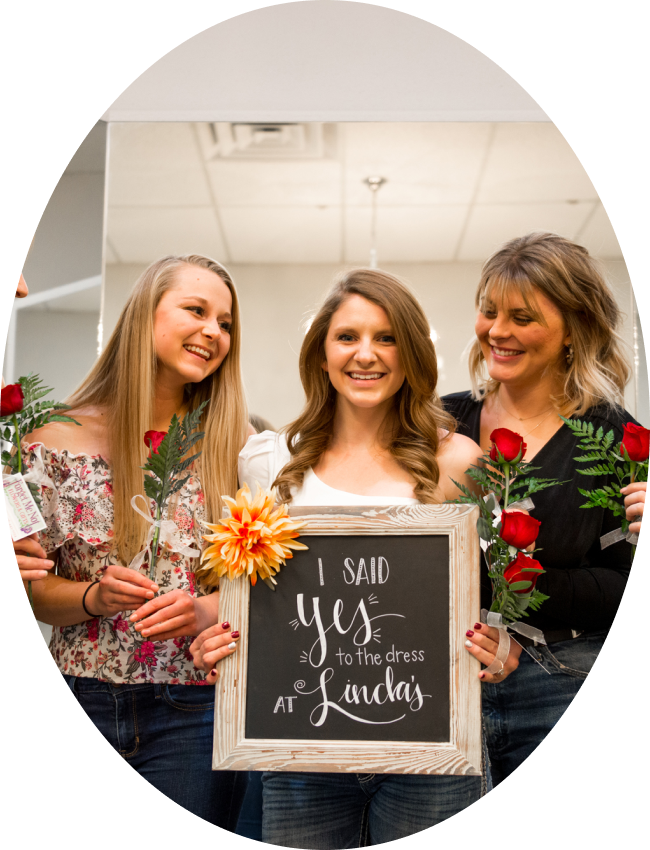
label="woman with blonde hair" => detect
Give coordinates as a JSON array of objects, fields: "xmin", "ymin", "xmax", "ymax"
[
  {"xmin": 27, "ymin": 254, "xmax": 249, "ymax": 826},
  {"xmin": 447, "ymin": 232, "xmax": 644, "ymax": 785},
  {"xmin": 193, "ymin": 267, "xmax": 498, "ymax": 846}
]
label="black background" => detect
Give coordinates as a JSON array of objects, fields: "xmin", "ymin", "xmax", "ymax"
[{"xmin": 245, "ymin": 534, "xmax": 450, "ymax": 742}]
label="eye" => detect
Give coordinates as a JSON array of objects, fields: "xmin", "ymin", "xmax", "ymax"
[
  {"xmin": 481, "ymin": 307, "xmax": 497, "ymax": 319},
  {"xmin": 185, "ymin": 305, "xmax": 204, "ymax": 316},
  {"xmin": 378, "ymin": 334, "xmax": 396, "ymax": 344},
  {"xmin": 219, "ymin": 321, "xmax": 232, "ymax": 333},
  {"xmin": 337, "ymin": 333, "xmax": 355, "ymax": 342},
  {"xmin": 512, "ymin": 314, "xmax": 533, "ymax": 326}
]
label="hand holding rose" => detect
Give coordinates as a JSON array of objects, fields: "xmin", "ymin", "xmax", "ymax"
[
  {"xmin": 84, "ymin": 565, "xmax": 158, "ymax": 618},
  {"xmin": 14, "ymin": 535, "xmax": 55, "ymax": 581},
  {"xmin": 621, "ymin": 481, "xmax": 646, "ymax": 534},
  {"xmin": 464, "ymin": 622, "xmax": 522, "ymax": 683}
]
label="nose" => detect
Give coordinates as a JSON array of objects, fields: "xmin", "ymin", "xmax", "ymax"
[
  {"xmin": 353, "ymin": 335, "xmax": 377, "ymax": 367},
  {"xmin": 201, "ymin": 317, "xmax": 222, "ymax": 340},
  {"xmin": 488, "ymin": 311, "xmax": 512, "ymax": 341}
]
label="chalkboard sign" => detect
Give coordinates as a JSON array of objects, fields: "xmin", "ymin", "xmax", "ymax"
[{"xmin": 213, "ymin": 503, "xmax": 481, "ymax": 776}]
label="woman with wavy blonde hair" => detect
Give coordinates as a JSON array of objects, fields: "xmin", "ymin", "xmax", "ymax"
[
  {"xmin": 27, "ymin": 254, "xmax": 250, "ymax": 827},
  {"xmin": 193, "ymin": 267, "xmax": 494, "ymax": 846},
  {"xmin": 446, "ymin": 232, "xmax": 645, "ymax": 786}
]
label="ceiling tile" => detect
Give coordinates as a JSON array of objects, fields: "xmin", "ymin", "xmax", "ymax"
[
  {"xmin": 576, "ymin": 203, "xmax": 623, "ymax": 259},
  {"xmin": 107, "ymin": 207, "xmax": 228, "ymax": 264},
  {"xmin": 108, "ymin": 167, "xmax": 212, "ymax": 207},
  {"xmin": 206, "ymin": 159, "xmax": 342, "ymax": 206},
  {"xmin": 475, "ymin": 124, "xmax": 598, "ymax": 203},
  {"xmin": 220, "ymin": 206, "xmax": 341, "ymax": 262},
  {"xmin": 344, "ymin": 122, "xmax": 492, "ymax": 205},
  {"xmin": 345, "ymin": 205, "xmax": 468, "ymax": 263},
  {"xmin": 457, "ymin": 202, "xmax": 595, "ymax": 261}
]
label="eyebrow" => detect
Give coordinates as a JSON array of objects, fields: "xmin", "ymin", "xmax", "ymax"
[
  {"xmin": 330, "ymin": 325, "xmax": 394, "ymax": 335},
  {"xmin": 179, "ymin": 296, "xmax": 232, "ymax": 319}
]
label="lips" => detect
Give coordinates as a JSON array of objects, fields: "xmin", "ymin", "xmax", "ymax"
[
  {"xmin": 346, "ymin": 371, "xmax": 386, "ymax": 381},
  {"xmin": 184, "ymin": 344, "xmax": 212, "ymax": 361},
  {"xmin": 490, "ymin": 345, "xmax": 524, "ymax": 359}
]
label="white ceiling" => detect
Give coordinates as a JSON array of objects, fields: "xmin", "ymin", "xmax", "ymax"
[{"xmin": 106, "ymin": 121, "xmax": 622, "ymax": 266}]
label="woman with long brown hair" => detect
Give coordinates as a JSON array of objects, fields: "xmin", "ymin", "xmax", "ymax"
[
  {"xmin": 26, "ymin": 254, "xmax": 249, "ymax": 827},
  {"xmin": 448, "ymin": 232, "xmax": 644, "ymax": 785},
  {"xmin": 193, "ymin": 267, "xmax": 497, "ymax": 846}
]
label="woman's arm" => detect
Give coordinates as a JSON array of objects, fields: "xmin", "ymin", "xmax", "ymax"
[
  {"xmin": 437, "ymin": 433, "xmax": 483, "ymax": 501},
  {"xmin": 32, "ymin": 561, "xmax": 158, "ymax": 626}
]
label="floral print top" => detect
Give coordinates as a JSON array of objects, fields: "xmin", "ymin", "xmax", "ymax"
[{"xmin": 27, "ymin": 443, "xmax": 213, "ymax": 685}]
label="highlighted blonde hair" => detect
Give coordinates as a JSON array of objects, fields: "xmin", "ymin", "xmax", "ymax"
[
  {"xmin": 274, "ymin": 268, "xmax": 455, "ymax": 504},
  {"xmin": 469, "ymin": 232, "xmax": 630, "ymax": 416},
  {"xmin": 67, "ymin": 255, "xmax": 248, "ymax": 564}
]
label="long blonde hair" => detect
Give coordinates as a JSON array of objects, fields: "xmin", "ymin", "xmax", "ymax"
[
  {"xmin": 67, "ymin": 255, "xmax": 248, "ymax": 564},
  {"xmin": 468, "ymin": 232, "xmax": 630, "ymax": 415},
  {"xmin": 274, "ymin": 268, "xmax": 455, "ymax": 504}
]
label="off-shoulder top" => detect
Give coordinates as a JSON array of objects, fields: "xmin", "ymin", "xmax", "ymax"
[
  {"xmin": 238, "ymin": 431, "xmax": 418, "ymax": 507},
  {"xmin": 26, "ymin": 443, "xmax": 212, "ymax": 685}
]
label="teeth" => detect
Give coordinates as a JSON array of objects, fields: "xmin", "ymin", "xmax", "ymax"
[
  {"xmin": 492, "ymin": 348, "xmax": 522, "ymax": 357},
  {"xmin": 349, "ymin": 372, "xmax": 383, "ymax": 380},
  {"xmin": 184, "ymin": 345, "xmax": 211, "ymax": 360}
]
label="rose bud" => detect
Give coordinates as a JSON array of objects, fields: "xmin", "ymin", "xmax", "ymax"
[
  {"xmin": 499, "ymin": 510, "xmax": 541, "ymax": 549},
  {"xmin": 620, "ymin": 422, "xmax": 650, "ymax": 462},
  {"xmin": 144, "ymin": 430, "xmax": 166, "ymax": 454},
  {"xmin": 489, "ymin": 428, "xmax": 527, "ymax": 463},
  {"xmin": 1, "ymin": 383, "xmax": 24, "ymax": 416},
  {"xmin": 503, "ymin": 551, "xmax": 544, "ymax": 594}
]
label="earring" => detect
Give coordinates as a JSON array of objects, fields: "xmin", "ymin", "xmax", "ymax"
[{"xmin": 566, "ymin": 343, "xmax": 574, "ymax": 366}]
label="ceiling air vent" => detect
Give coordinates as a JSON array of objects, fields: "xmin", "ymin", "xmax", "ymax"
[{"xmin": 197, "ymin": 122, "xmax": 333, "ymax": 160}]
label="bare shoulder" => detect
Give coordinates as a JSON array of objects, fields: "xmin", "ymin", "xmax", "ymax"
[
  {"xmin": 438, "ymin": 430, "xmax": 482, "ymax": 469},
  {"xmin": 27, "ymin": 406, "xmax": 109, "ymax": 457},
  {"xmin": 435, "ymin": 431, "xmax": 482, "ymax": 501}
]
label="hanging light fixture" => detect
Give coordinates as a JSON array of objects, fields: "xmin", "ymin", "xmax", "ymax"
[{"xmin": 363, "ymin": 176, "xmax": 387, "ymax": 268}]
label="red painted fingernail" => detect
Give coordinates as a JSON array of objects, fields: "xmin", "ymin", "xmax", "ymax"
[
  {"xmin": 221, "ymin": 622, "xmax": 230, "ymax": 629},
  {"xmin": 479, "ymin": 672, "xmax": 485, "ymax": 680},
  {"xmin": 474, "ymin": 623, "xmax": 482, "ymax": 630},
  {"xmin": 231, "ymin": 631, "xmax": 240, "ymax": 639},
  {"xmin": 466, "ymin": 630, "xmax": 474, "ymax": 638}
]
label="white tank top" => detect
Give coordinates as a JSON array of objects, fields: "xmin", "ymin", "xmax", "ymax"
[{"xmin": 238, "ymin": 431, "xmax": 418, "ymax": 507}]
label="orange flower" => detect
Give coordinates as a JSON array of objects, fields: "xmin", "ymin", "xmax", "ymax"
[{"xmin": 197, "ymin": 483, "xmax": 308, "ymax": 587}]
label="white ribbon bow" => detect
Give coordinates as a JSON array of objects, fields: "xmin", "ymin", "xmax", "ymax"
[
  {"xmin": 128, "ymin": 494, "xmax": 200, "ymax": 571},
  {"xmin": 600, "ymin": 526, "xmax": 638, "ymax": 548}
]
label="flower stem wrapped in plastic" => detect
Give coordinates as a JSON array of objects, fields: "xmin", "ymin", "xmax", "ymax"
[{"xmin": 198, "ymin": 482, "xmax": 308, "ymax": 589}]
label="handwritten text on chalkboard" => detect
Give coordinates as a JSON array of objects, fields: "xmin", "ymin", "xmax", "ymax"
[{"xmin": 246, "ymin": 535, "xmax": 450, "ymax": 742}]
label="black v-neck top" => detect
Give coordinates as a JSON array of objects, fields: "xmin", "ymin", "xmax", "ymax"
[{"xmin": 443, "ymin": 390, "xmax": 636, "ymax": 634}]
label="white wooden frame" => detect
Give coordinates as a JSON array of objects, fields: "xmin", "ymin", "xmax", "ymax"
[{"xmin": 213, "ymin": 503, "xmax": 481, "ymax": 775}]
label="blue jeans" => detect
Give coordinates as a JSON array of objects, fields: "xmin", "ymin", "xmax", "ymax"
[
  {"xmin": 261, "ymin": 771, "xmax": 482, "ymax": 848},
  {"xmin": 63, "ymin": 674, "xmax": 248, "ymax": 828},
  {"xmin": 482, "ymin": 631, "xmax": 606, "ymax": 786}
]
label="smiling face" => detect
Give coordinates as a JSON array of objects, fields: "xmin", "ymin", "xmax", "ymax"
[
  {"xmin": 153, "ymin": 264, "xmax": 232, "ymax": 390},
  {"xmin": 322, "ymin": 294, "xmax": 406, "ymax": 412},
  {"xmin": 475, "ymin": 285, "xmax": 570, "ymax": 388}
]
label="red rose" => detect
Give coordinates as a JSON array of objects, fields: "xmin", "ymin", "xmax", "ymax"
[
  {"xmin": 1, "ymin": 383, "xmax": 24, "ymax": 416},
  {"xmin": 489, "ymin": 428, "xmax": 527, "ymax": 463},
  {"xmin": 144, "ymin": 430, "xmax": 166, "ymax": 454},
  {"xmin": 620, "ymin": 422, "xmax": 650, "ymax": 462},
  {"xmin": 503, "ymin": 551, "xmax": 544, "ymax": 594},
  {"xmin": 499, "ymin": 510, "xmax": 541, "ymax": 549}
]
